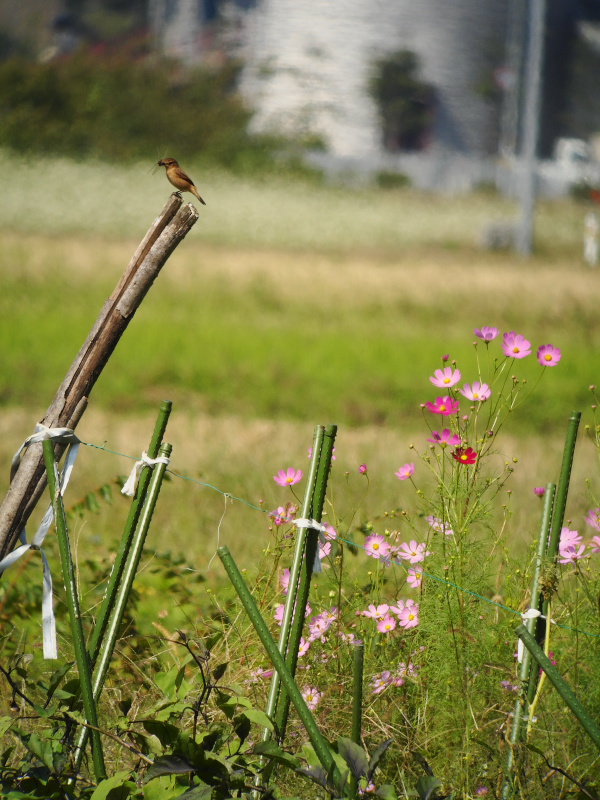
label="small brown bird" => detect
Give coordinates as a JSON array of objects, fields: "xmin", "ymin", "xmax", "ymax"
[{"xmin": 157, "ymin": 158, "xmax": 206, "ymax": 205}]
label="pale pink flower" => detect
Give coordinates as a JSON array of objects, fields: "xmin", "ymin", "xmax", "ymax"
[
  {"xmin": 430, "ymin": 366, "xmax": 461, "ymax": 388},
  {"xmin": 502, "ymin": 331, "xmax": 531, "ymax": 359},
  {"xmin": 322, "ymin": 524, "xmax": 337, "ymax": 540},
  {"xmin": 302, "ymin": 686, "xmax": 322, "ymax": 710},
  {"xmin": 297, "ymin": 637, "xmax": 310, "ymax": 657},
  {"xmin": 459, "ymin": 382, "xmax": 491, "ymax": 402},
  {"xmin": 537, "ymin": 344, "xmax": 561, "ymax": 367},
  {"xmin": 474, "ymin": 327, "xmax": 498, "ymax": 342},
  {"xmin": 395, "ymin": 463, "xmax": 415, "ymax": 481},
  {"xmin": 318, "ymin": 540, "xmax": 332, "ymax": 560},
  {"xmin": 364, "ymin": 533, "xmax": 391, "ymax": 559},
  {"xmin": 280, "ymin": 568, "xmax": 290, "ymax": 594},
  {"xmin": 585, "ymin": 508, "xmax": 600, "ymax": 532},
  {"xmin": 560, "ymin": 527, "xmax": 582, "ymax": 548},
  {"xmin": 370, "ymin": 672, "xmax": 392, "ymax": 695},
  {"xmin": 396, "ymin": 540, "xmax": 431, "ymax": 564},
  {"xmin": 590, "ymin": 536, "xmax": 600, "ymax": 553},
  {"xmin": 362, "ymin": 603, "xmax": 390, "ymax": 620},
  {"xmin": 558, "ymin": 543, "xmax": 586, "ymax": 564},
  {"xmin": 426, "ymin": 515, "xmax": 453, "ymax": 536},
  {"xmin": 406, "ymin": 568, "xmax": 423, "ymax": 588},
  {"xmin": 388, "ymin": 600, "xmax": 405, "ymax": 616},
  {"xmin": 249, "ymin": 667, "xmax": 274, "ymax": 682},
  {"xmin": 273, "ymin": 468, "xmax": 303, "ymax": 486},
  {"xmin": 427, "ymin": 428, "xmax": 461, "ymax": 447},
  {"xmin": 424, "ymin": 396, "xmax": 460, "ymax": 416},
  {"xmin": 377, "ymin": 615, "xmax": 397, "ymax": 633},
  {"xmin": 398, "ymin": 602, "xmax": 419, "ymax": 629}
]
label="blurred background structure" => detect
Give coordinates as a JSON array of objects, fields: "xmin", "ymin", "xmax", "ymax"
[{"xmin": 0, "ymin": 0, "xmax": 599, "ymax": 197}]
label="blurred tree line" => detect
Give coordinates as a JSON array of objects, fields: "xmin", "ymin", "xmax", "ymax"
[{"xmin": 0, "ymin": 49, "xmax": 281, "ymax": 167}]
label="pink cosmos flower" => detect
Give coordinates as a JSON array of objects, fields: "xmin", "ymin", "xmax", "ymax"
[
  {"xmin": 427, "ymin": 428, "xmax": 462, "ymax": 447},
  {"xmin": 406, "ymin": 568, "xmax": 423, "ymax": 588},
  {"xmin": 280, "ymin": 568, "xmax": 290, "ymax": 594},
  {"xmin": 459, "ymin": 382, "xmax": 491, "ymax": 402},
  {"xmin": 302, "ymin": 686, "xmax": 322, "ymax": 710},
  {"xmin": 537, "ymin": 344, "xmax": 561, "ymax": 367},
  {"xmin": 297, "ymin": 637, "xmax": 311, "ymax": 657},
  {"xmin": 395, "ymin": 463, "xmax": 415, "ymax": 481},
  {"xmin": 268, "ymin": 503, "xmax": 298, "ymax": 526},
  {"xmin": 364, "ymin": 534, "xmax": 391, "ymax": 559},
  {"xmin": 322, "ymin": 524, "xmax": 337, "ymax": 540},
  {"xmin": 273, "ymin": 468, "xmax": 303, "ymax": 486},
  {"xmin": 424, "ymin": 396, "xmax": 460, "ymax": 416},
  {"xmin": 590, "ymin": 536, "xmax": 600, "ymax": 553},
  {"xmin": 398, "ymin": 602, "xmax": 419, "ymax": 629},
  {"xmin": 396, "ymin": 540, "xmax": 430, "ymax": 564},
  {"xmin": 388, "ymin": 600, "xmax": 404, "ymax": 617},
  {"xmin": 370, "ymin": 671, "xmax": 392, "ymax": 695},
  {"xmin": 502, "ymin": 331, "xmax": 532, "ymax": 359},
  {"xmin": 308, "ymin": 613, "xmax": 332, "ymax": 641},
  {"xmin": 318, "ymin": 540, "xmax": 332, "ymax": 560},
  {"xmin": 560, "ymin": 527, "xmax": 583, "ymax": 548},
  {"xmin": 430, "ymin": 367, "xmax": 461, "ymax": 388},
  {"xmin": 339, "ymin": 631, "xmax": 363, "ymax": 645},
  {"xmin": 533, "ymin": 487, "xmax": 546, "ymax": 497},
  {"xmin": 426, "ymin": 515, "xmax": 453, "ymax": 536},
  {"xmin": 249, "ymin": 667, "xmax": 274, "ymax": 682},
  {"xmin": 377, "ymin": 615, "xmax": 397, "ymax": 633},
  {"xmin": 585, "ymin": 508, "xmax": 600, "ymax": 532},
  {"xmin": 359, "ymin": 463, "xmax": 368, "ymax": 474},
  {"xmin": 362, "ymin": 603, "xmax": 390, "ymax": 620},
  {"xmin": 474, "ymin": 327, "xmax": 499, "ymax": 342}
]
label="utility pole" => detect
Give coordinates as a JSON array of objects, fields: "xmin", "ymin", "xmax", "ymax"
[{"xmin": 515, "ymin": 0, "xmax": 546, "ymax": 256}]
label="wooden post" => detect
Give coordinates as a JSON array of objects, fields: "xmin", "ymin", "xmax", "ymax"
[{"xmin": 0, "ymin": 194, "xmax": 199, "ymax": 561}]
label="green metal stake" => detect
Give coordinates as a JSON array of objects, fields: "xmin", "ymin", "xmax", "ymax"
[
  {"xmin": 88, "ymin": 400, "xmax": 172, "ymax": 666},
  {"xmin": 42, "ymin": 440, "xmax": 107, "ymax": 783},
  {"xmin": 503, "ymin": 484, "xmax": 555, "ymax": 798},
  {"xmin": 218, "ymin": 544, "xmax": 340, "ymax": 786},
  {"xmin": 275, "ymin": 425, "xmax": 337, "ymax": 739},
  {"xmin": 546, "ymin": 411, "xmax": 580, "ymax": 559},
  {"xmin": 348, "ymin": 643, "xmax": 365, "ymax": 800},
  {"xmin": 264, "ymin": 425, "xmax": 325, "ymax": 735},
  {"xmin": 72, "ymin": 442, "xmax": 173, "ymax": 774},
  {"xmin": 516, "ymin": 624, "xmax": 600, "ymax": 752}
]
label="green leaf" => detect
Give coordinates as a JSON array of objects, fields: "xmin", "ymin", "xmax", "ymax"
[
  {"xmin": 415, "ymin": 776, "xmax": 442, "ymax": 800},
  {"xmin": 0, "ymin": 716, "xmax": 14, "ymax": 738},
  {"xmin": 297, "ymin": 766, "xmax": 328, "ymax": 789},
  {"xmin": 252, "ymin": 740, "xmax": 300, "ymax": 770},
  {"xmin": 178, "ymin": 784, "xmax": 213, "ymax": 800},
  {"xmin": 212, "ymin": 662, "xmax": 228, "ymax": 682},
  {"xmin": 142, "ymin": 720, "xmax": 181, "ymax": 748},
  {"xmin": 145, "ymin": 755, "xmax": 196, "ymax": 783},
  {"xmin": 25, "ymin": 732, "xmax": 55, "ymax": 771},
  {"xmin": 241, "ymin": 708, "xmax": 274, "ymax": 732},
  {"xmin": 374, "ymin": 785, "xmax": 398, "ymax": 800},
  {"xmin": 90, "ymin": 771, "xmax": 137, "ymax": 800},
  {"xmin": 337, "ymin": 736, "xmax": 368, "ymax": 779},
  {"xmin": 368, "ymin": 738, "xmax": 394, "ymax": 777}
]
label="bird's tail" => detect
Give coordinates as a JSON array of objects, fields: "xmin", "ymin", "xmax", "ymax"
[{"xmin": 191, "ymin": 186, "xmax": 206, "ymax": 206}]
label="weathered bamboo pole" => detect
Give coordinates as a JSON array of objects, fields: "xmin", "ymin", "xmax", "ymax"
[{"xmin": 0, "ymin": 194, "xmax": 199, "ymax": 561}]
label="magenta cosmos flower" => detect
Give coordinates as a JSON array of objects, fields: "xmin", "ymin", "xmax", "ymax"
[
  {"xmin": 364, "ymin": 533, "xmax": 391, "ymax": 559},
  {"xmin": 474, "ymin": 327, "xmax": 499, "ymax": 342},
  {"xmin": 459, "ymin": 382, "xmax": 491, "ymax": 402},
  {"xmin": 426, "ymin": 515, "xmax": 454, "ymax": 535},
  {"xmin": 358, "ymin": 463, "xmax": 368, "ymax": 474},
  {"xmin": 424, "ymin": 396, "xmax": 460, "ymax": 416},
  {"xmin": 395, "ymin": 463, "xmax": 415, "ymax": 481},
  {"xmin": 533, "ymin": 487, "xmax": 546, "ymax": 497},
  {"xmin": 273, "ymin": 467, "xmax": 303, "ymax": 486},
  {"xmin": 429, "ymin": 366, "xmax": 461, "ymax": 388},
  {"xmin": 427, "ymin": 428, "xmax": 462, "ymax": 447},
  {"xmin": 585, "ymin": 508, "xmax": 600, "ymax": 532},
  {"xmin": 537, "ymin": 344, "xmax": 561, "ymax": 367},
  {"xmin": 452, "ymin": 446, "xmax": 477, "ymax": 465},
  {"xmin": 502, "ymin": 331, "xmax": 532, "ymax": 359}
]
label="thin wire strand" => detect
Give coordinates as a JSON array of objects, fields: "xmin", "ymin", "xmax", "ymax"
[{"xmin": 80, "ymin": 440, "xmax": 600, "ymax": 640}]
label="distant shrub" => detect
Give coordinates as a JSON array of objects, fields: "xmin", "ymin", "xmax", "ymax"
[
  {"xmin": 374, "ymin": 170, "xmax": 411, "ymax": 189},
  {"xmin": 0, "ymin": 51, "xmax": 279, "ymax": 168}
]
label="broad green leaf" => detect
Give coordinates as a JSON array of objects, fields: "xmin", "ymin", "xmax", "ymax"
[
  {"xmin": 144, "ymin": 755, "xmax": 196, "ymax": 783},
  {"xmin": 0, "ymin": 716, "xmax": 14, "ymax": 738},
  {"xmin": 337, "ymin": 736, "xmax": 368, "ymax": 779},
  {"xmin": 374, "ymin": 784, "xmax": 398, "ymax": 800},
  {"xmin": 178, "ymin": 784, "xmax": 212, "ymax": 800},
  {"xmin": 296, "ymin": 766, "xmax": 327, "ymax": 789},
  {"xmin": 368, "ymin": 738, "xmax": 394, "ymax": 777},
  {"xmin": 241, "ymin": 708, "xmax": 274, "ymax": 732},
  {"xmin": 90, "ymin": 770, "xmax": 137, "ymax": 800},
  {"xmin": 415, "ymin": 775, "xmax": 442, "ymax": 800},
  {"xmin": 253, "ymin": 740, "xmax": 300, "ymax": 770}
]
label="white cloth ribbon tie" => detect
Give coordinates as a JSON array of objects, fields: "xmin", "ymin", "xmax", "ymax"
[{"xmin": 121, "ymin": 451, "xmax": 171, "ymax": 497}]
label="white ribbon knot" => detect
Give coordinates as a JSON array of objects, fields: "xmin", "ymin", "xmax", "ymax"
[{"xmin": 121, "ymin": 451, "xmax": 171, "ymax": 497}]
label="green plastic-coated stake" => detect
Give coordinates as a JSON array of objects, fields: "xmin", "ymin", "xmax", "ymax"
[
  {"xmin": 547, "ymin": 411, "xmax": 580, "ymax": 560},
  {"xmin": 348, "ymin": 643, "xmax": 365, "ymax": 799},
  {"xmin": 218, "ymin": 544, "xmax": 339, "ymax": 784},
  {"xmin": 42, "ymin": 440, "xmax": 107, "ymax": 782},
  {"xmin": 516, "ymin": 624, "xmax": 600, "ymax": 752},
  {"xmin": 264, "ymin": 425, "xmax": 325, "ymax": 735},
  {"xmin": 88, "ymin": 400, "xmax": 172, "ymax": 666},
  {"xmin": 72, "ymin": 442, "xmax": 173, "ymax": 774},
  {"xmin": 274, "ymin": 424, "xmax": 337, "ymax": 739},
  {"xmin": 503, "ymin": 484, "xmax": 555, "ymax": 798}
]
